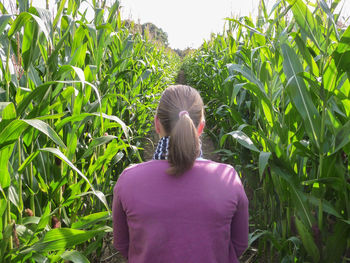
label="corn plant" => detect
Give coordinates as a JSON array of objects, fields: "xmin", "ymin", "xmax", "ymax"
[
  {"xmin": 184, "ymin": 0, "xmax": 350, "ymax": 262},
  {"xmin": 0, "ymin": 0, "xmax": 179, "ymax": 261}
]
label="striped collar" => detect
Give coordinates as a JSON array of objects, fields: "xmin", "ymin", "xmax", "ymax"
[{"xmin": 152, "ymin": 136, "xmax": 203, "ymax": 160}]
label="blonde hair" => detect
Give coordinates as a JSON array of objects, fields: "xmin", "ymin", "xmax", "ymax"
[{"xmin": 156, "ymin": 85, "xmax": 204, "ymax": 175}]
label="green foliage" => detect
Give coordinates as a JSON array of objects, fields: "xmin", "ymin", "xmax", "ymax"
[
  {"xmin": 183, "ymin": 0, "xmax": 350, "ymax": 261},
  {"xmin": 0, "ymin": 0, "xmax": 179, "ymax": 261},
  {"xmin": 124, "ymin": 20, "xmax": 169, "ymax": 47}
]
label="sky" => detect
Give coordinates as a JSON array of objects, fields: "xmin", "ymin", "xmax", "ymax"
[
  {"xmin": 119, "ymin": 0, "xmax": 259, "ymax": 49},
  {"xmin": 119, "ymin": 0, "xmax": 350, "ymax": 49},
  {"xmin": 4, "ymin": 0, "xmax": 350, "ymax": 50}
]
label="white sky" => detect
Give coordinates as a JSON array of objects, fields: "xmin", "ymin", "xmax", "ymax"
[
  {"xmin": 120, "ymin": 0, "xmax": 259, "ymax": 49},
  {"xmin": 4, "ymin": 0, "xmax": 350, "ymax": 50},
  {"xmin": 119, "ymin": 0, "xmax": 350, "ymax": 49}
]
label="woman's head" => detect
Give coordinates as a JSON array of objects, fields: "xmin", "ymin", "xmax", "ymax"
[{"xmin": 155, "ymin": 85, "xmax": 204, "ymax": 176}]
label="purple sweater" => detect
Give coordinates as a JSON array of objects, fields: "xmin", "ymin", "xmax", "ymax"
[{"xmin": 113, "ymin": 159, "xmax": 249, "ymax": 263}]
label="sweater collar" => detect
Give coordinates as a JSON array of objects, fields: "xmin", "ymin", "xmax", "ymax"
[{"xmin": 152, "ymin": 136, "xmax": 203, "ymax": 160}]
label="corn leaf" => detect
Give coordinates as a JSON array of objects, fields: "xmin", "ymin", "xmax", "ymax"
[
  {"xmin": 71, "ymin": 211, "xmax": 110, "ymax": 230},
  {"xmin": 286, "ymin": 0, "xmax": 325, "ymax": 51},
  {"xmin": 333, "ymin": 26, "xmax": 350, "ymax": 75},
  {"xmin": 61, "ymin": 250, "xmax": 89, "ymax": 263},
  {"xmin": 221, "ymin": 130, "xmax": 260, "ymax": 152},
  {"xmin": 22, "ymin": 228, "xmax": 102, "ymax": 253},
  {"xmin": 39, "ymin": 148, "xmax": 109, "ymax": 211},
  {"xmin": 0, "ymin": 15, "xmax": 11, "ymax": 35},
  {"xmin": 282, "ymin": 43, "xmax": 321, "ymax": 148},
  {"xmin": 259, "ymin": 151, "xmax": 271, "ymax": 180},
  {"xmin": 295, "ymin": 217, "xmax": 320, "ymax": 262},
  {"xmin": 22, "ymin": 119, "xmax": 66, "ymax": 149},
  {"xmin": 22, "ymin": 11, "xmax": 39, "ymax": 71},
  {"xmin": 80, "ymin": 135, "xmax": 118, "ymax": 159}
]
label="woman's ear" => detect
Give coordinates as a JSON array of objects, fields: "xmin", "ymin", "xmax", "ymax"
[
  {"xmin": 154, "ymin": 115, "xmax": 161, "ymax": 134},
  {"xmin": 198, "ymin": 120, "xmax": 205, "ymax": 136}
]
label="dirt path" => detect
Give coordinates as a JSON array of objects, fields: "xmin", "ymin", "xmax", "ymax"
[{"xmin": 176, "ymin": 69, "xmax": 186, "ymax": 84}]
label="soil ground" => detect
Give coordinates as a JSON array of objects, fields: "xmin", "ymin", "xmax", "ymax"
[{"xmin": 176, "ymin": 70, "xmax": 186, "ymax": 84}]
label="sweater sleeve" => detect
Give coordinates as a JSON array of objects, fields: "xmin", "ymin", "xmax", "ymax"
[
  {"xmin": 112, "ymin": 178, "xmax": 129, "ymax": 259},
  {"xmin": 230, "ymin": 184, "xmax": 249, "ymax": 257}
]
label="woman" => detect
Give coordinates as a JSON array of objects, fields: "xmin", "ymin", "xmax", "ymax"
[{"xmin": 113, "ymin": 85, "xmax": 249, "ymax": 263}]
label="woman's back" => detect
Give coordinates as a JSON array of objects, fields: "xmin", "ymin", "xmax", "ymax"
[{"xmin": 113, "ymin": 159, "xmax": 248, "ymax": 263}]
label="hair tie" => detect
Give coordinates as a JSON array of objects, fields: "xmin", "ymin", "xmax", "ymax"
[{"xmin": 178, "ymin": 110, "xmax": 189, "ymax": 118}]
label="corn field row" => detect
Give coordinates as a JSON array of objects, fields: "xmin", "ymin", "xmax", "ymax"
[
  {"xmin": 183, "ymin": 0, "xmax": 350, "ymax": 262},
  {"xmin": 0, "ymin": 0, "xmax": 179, "ymax": 261}
]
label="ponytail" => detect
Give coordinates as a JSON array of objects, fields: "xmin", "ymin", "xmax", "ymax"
[
  {"xmin": 156, "ymin": 85, "xmax": 204, "ymax": 176},
  {"xmin": 167, "ymin": 112, "xmax": 200, "ymax": 176}
]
